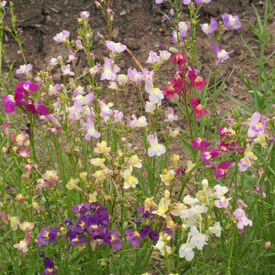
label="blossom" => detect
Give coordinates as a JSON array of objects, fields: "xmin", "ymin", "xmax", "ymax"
[
  {"xmin": 152, "ymin": 198, "xmax": 171, "ymax": 218},
  {"xmin": 80, "ymin": 11, "xmax": 90, "ymax": 19},
  {"xmin": 14, "ymin": 233, "xmax": 30, "ymax": 254},
  {"xmin": 146, "ymin": 51, "xmax": 160, "ymax": 64},
  {"xmin": 127, "ymin": 154, "xmax": 142, "ymax": 168},
  {"xmin": 164, "ymin": 107, "xmax": 178, "ymax": 122},
  {"xmin": 9, "ymin": 216, "xmax": 20, "ymax": 231},
  {"xmin": 61, "ymin": 64, "xmax": 74, "ymax": 76},
  {"xmin": 214, "ymin": 184, "xmax": 229, "ymax": 199},
  {"xmin": 190, "ymin": 97, "xmax": 208, "ymax": 119},
  {"xmin": 145, "ymin": 83, "xmax": 164, "ymax": 104},
  {"xmin": 101, "ymin": 58, "xmax": 120, "ymax": 80},
  {"xmin": 125, "ymin": 225, "xmax": 150, "ymax": 247},
  {"xmin": 194, "ymin": 0, "xmax": 212, "ymax": 4},
  {"xmin": 105, "ymin": 40, "xmax": 127, "ymax": 53},
  {"xmin": 128, "ymin": 114, "xmax": 148, "ymax": 128},
  {"xmin": 194, "ymin": 76, "xmax": 207, "ymax": 90},
  {"xmin": 2, "ymin": 95, "xmax": 16, "ymax": 113},
  {"xmin": 94, "ymin": 140, "xmax": 111, "ymax": 154},
  {"xmin": 48, "ymin": 83, "xmax": 62, "ymax": 95},
  {"xmin": 19, "ymin": 221, "xmax": 34, "ymax": 233},
  {"xmin": 191, "ymin": 137, "xmax": 209, "ymax": 149},
  {"xmin": 233, "ymin": 208, "xmax": 252, "ymax": 230},
  {"xmin": 189, "ymin": 226, "xmax": 208, "ymax": 250},
  {"xmin": 214, "ymin": 196, "xmax": 230, "ymax": 208},
  {"xmin": 212, "ymin": 43, "xmax": 233, "ymax": 65},
  {"xmin": 16, "ymin": 64, "xmax": 33, "ymax": 74},
  {"xmin": 200, "ymin": 148, "xmax": 219, "ymax": 165},
  {"xmin": 81, "ymin": 117, "xmax": 100, "ymax": 140},
  {"xmin": 209, "ymin": 222, "xmax": 222, "ymax": 237},
  {"xmin": 37, "ymin": 227, "xmax": 59, "ymax": 246},
  {"xmin": 238, "ymin": 156, "xmax": 252, "ymax": 172},
  {"xmin": 247, "ymin": 112, "xmax": 268, "ymax": 138},
  {"xmin": 183, "ymin": 195, "xmax": 199, "ymax": 206},
  {"xmin": 127, "ymin": 68, "xmax": 143, "ymax": 82},
  {"xmin": 53, "ymin": 30, "xmax": 70, "ymax": 43},
  {"xmin": 170, "ymin": 52, "xmax": 186, "ymax": 68},
  {"xmin": 147, "ymin": 133, "xmax": 166, "ymax": 157},
  {"xmin": 214, "ymin": 161, "xmax": 231, "ymax": 178},
  {"xmin": 121, "ymin": 167, "xmax": 139, "ymax": 189},
  {"xmin": 201, "ymin": 18, "xmax": 217, "ymax": 35},
  {"xmin": 43, "ymin": 257, "xmax": 58, "ymax": 275},
  {"xmin": 66, "ymin": 178, "xmax": 81, "ymax": 191},
  {"xmin": 160, "ymin": 169, "xmax": 175, "ymax": 186},
  {"xmin": 222, "ymin": 14, "xmax": 241, "ymax": 29},
  {"xmin": 179, "ymin": 242, "xmax": 194, "ymax": 261},
  {"xmin": 109, "ymin": 230, "xmax": 122, "ymax": 249}
]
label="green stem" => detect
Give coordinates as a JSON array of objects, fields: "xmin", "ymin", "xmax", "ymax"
[{"xmin": 226, "ymin": 229, "xmax": 236, "ymax": 275}]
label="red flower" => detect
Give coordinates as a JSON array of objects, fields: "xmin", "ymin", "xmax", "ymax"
[
  {"xmin": 190, "ymin": 97, "xmax": 207, "ymax": 119},
  {"xmin": 194, "ymin": 76, "xmax": 207, "ymax": 90},
  {"xmin": 170, "ymin": 53, "xmax": 186, "ymax": 68}
]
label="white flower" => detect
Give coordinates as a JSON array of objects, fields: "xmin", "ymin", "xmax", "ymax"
[
  {"xmin": 214, "ymin": 184, "xmax": 229, "ymax": 199},
  {"xmin": 183, "ymin": 195, "xmax": 199, "ymax": 206},
  {"xmin": 209, "ymin": 222, "xmax": 222, "ymax": 237},
  {"xmin": 145, "ymin": 101, "xmax": 156, "ymax": 113},
  {"xmin": 179, "ymin": 242, "xmax": 194, "ymax": 261},
  {"xmin": 189, "ymin": 226, "xmax": 208, "ymax": 251},
  {"xmin": 147, "ymin": 133, "xmax": 166, "ymax": 157}
]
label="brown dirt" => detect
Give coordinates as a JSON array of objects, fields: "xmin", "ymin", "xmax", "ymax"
[{"xmin": 2, "ymin": 0, "xmax": 274, "ymax": 113}]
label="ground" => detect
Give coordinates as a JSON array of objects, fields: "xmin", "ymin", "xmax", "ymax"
[{"xmin": 2, "ymin": 0, "xmax": 274, "ymax": 113}]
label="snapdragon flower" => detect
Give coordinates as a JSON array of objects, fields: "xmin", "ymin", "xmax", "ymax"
[
  {"xmin": 222, "ymin": 14, "xmax": 241, "ymax": 29},
  {"xmin": 201, "ymin": 18, "xmax": 217, "ymax": 35},
  {"xmin": 16, "ymin": 63, "xmax": 33, "ymax": 75},
  {"xmin": 53, "ymin": 30, "xmax": 70, "ymax": 43},
  {"xmin": 147, "ymin": 133, "xmax": 166, "ymax": 157},
  {"xmin": 105, "ymin": 40, "xmax": 127, "ymax": 53}
]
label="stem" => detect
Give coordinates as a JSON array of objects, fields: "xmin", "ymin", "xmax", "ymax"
[
  {"xmin": 183, "ymin": 94, "xmax": 193, "ymax": 140},
  {"xmin": 226, "ymin": 229, "xmax": 236, "ymax": 275}
]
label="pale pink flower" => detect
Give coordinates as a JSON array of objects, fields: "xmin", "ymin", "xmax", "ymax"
[
  {"xmin": 233, "ymin": 208, "xmax": 252, "ymax": 230},
  {"xmin": 147, "ymin": 133, "xmax": 166, "ymax": 157},
  {"xmin": 105, "ymin": 40, "xmax": 127, "ymax": 53},
  {"xmin": 53, "ymin": 30, "xmax": 70, "ymax": 43},
  {"xmin": 16, "ymin": 64, "xmax": 33, "ymax": 74}
]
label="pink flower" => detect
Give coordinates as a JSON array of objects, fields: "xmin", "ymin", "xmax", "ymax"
[
  {"xmin": 105, "ymin": 40, "xmax": 127, "ymax": 53},
  {"xmin": 146, "ymin": 51, "xmax": 160, "ymax": 64},
  {"xmin": 14, "ymin": 233, "xmax": 30, "ymax": 254},
  {"xmin": 61, "ymin": 64, "xmax": 74, "ymax": 76},
  {"xmin": 214, "ymin": 161, "xmax": 231, "ymax": 178},
  {"xmin": 238, "ymin": 156, "xmax": 252, "ymax": 172},
  {"xmin": 247, "ymin": 112, "xmax": 268, "ymax": 138},
  {"xmin": 190, "ymin": 97, "xmax": 207, "ymax": 119},
  {"xmin": 81, "ymin": 117, "xmax": 100, "ymax": 140},
  {"xmin": 170, "ymin": 52, "xmax": 186, "ymax": 68},
  {"xmin": 214, "ymin": 196, "xmax": 231, "ymax": 208},
  {"xmin": 80, "ymin": 11, "xmax": 90, "ymax": 19},
  {"xmin": 53, "ymin": 30, "xmax": 70, "ymax": 43},
  {"xmin": 194, "ymin": 76, "xmax": 207, "ymax": 90},
  {"xmin": 191, "ymin": 137, "xmax": 209, "ymax": 149},
  {"xmin": 101, "ymin": 58, "xmax": 120, "ymax": 81},
  {"xmin": 2, "ymin": 95, "xmax": 16, "ymax": 113},
  {"xmin": 16, "ymin": 64, "xmax": 33, "ymax": 75},
  {"xmin": 233, "ymin": 208, "xmax": 252, "ymax": 230},
  {"xmin": 127, "ymin": 68, "xmax": 143, "ymax": 83},
  {"xmin": 164, "ymin": 107, "xmax": 178, "ymax": 122},
  {"xmin": 201, "ymin": 18, "xmax": 217, "ymax": 35}
]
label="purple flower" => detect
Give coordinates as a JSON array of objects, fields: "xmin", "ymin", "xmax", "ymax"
[
  {"xmin": 43, "ymin": 257, "xmax": 57, "ymax": 275},
  {"xmin": 194, "ymin": 0, "xmax": 211, "ymax": 4},
  {"xmin": 80, "ymin": 11, "xmax": 90, "ymax": 19},
  {"xmin": 125, "ymin": 225, "xmax": 150, "ymax": 247},
  {"xmin": 149, "ymin": 231, "xmax": 159, "ymax": 242},
  {"xmin": 137, "ymin": 206, "xmax": 155, "ymax": 219},
  {"xmin": 37, "ymin": 227, "xmax": 59, "ymax": 246},
  {"xmin": 233, "ymin": 208, "xmax": 252, "ymax": 230},
  {"xmin": 127, "ymin": 68, "xmax": 143, "ymax": 83},
  {"xmin": 222, "ymin": 14, "xmax": 241, "ymax": 29},
  {"xmin": 213, "ymin": 43, "xmax": 234, "ymax": 65},
  {"xmin": 201, "ymin": 18, "xmax": 217, "ymax": 35},
  {"xmin": 109, "ymin": 230, "xmax": 122, "ymax": 250},
  {"xmin": 67, "ymin": 229, "xmax": 86, "ymax": 246},
  {"xmin": 71, "ymin": 202, "xmax": 91, "ymax": 215},
  {"xmin": 64, "ymin": 218, "xmax": 72, "ymax": 226},
  {"xmin": 215, "ymin": 161, "xmax": 231, "ymax": 178}
]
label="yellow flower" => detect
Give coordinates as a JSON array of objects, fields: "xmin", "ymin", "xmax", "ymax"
[
  {"xmin": 79, "ymin": 172, "xmax": 88, "ymax": 182},
  {"xmin": 254, "ymin": 134, "xmax": 267, "ymax": 147},
  {"xmin": 90, "ymin": 158, "xmax": 106, "ymax": 168},
  {"xmin": 94, "ymin": 141, "xmax": 111, "ymax": 154},
  {"xmin": 88, "ymin": 191, "xmax": 98, "ymax": 203},
  {"xmin": 93, "ymin": 169, "xmax": 109, "ymax": 182},
  {"xmin": 160, "ymin": 169, "xmax": 175, "ymax": 186},
  {"xmin": 153, "ymin": 198, "xmax": 171, "ymax": 218},
  {"xmin": 9, "ymin": 216, "xmax": 20, "ymax": 231},
  {"xmin": 19, "ymin": 221, "xmax": 34, "ymax": 232},
  {"xmin": 121, "ymin": 167, "xmax": 138, "ymax": 189},
  {"xmin": 170, "ymin": 154, "xmax": 180, "ymax": 168},
  {"xmin": 127, "ymin": 154, "xmax": 142, "ymax": 168},
  {"xmin": 66, "ymin": 178, "xmax": 81, "ymax": 191}
]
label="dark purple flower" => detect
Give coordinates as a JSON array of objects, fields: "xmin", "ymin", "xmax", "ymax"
[
  {"xmin": 175, "ymin": 166, "xmax": 184, "ymax": 175},
  {"xmin": 109, "ymin": 230, "xmax": 122, "ymax": 250},
  {"xmin": 137, "ymin": 206, "xmax": 155, "ymax": 219},
  {"xmin": 43, "ymin": 257, "xmax": 57, "ymax": 275},
  {"xmin": 64, "ymin": 218, "xmax": 72, "ymax": 226},
  {"xmin": 149, "ymin": 231, "xmax": 159, "ymax": 242},
  {"xmin": 39, "ymin": 251, "xmax": 45, "ymax": 257},
  {"xmin": 67, "ymin": 230, "xmax": 86, "ymax": 246},
  {"xmin": 134, "ymin": 218, "xmax": 141, "ymax": 224}
]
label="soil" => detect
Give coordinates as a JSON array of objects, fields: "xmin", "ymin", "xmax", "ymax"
[{"xmin": 2, "ymin": 0, "xmax": 275, "ymax": 115}]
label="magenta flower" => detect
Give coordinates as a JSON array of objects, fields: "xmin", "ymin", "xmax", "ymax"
[
  {"xmin": 105, "ymin": 40, "xmax": 126, "ymax": 53},
  {"xmin": 194, "ymin": 0, "xmax": 211, "ymax": 4},
  {"xmin": 233, "ymin": 208, "xmax": 252, "ymax": 230},
  {"xmin": 214, "ymin": 161, "xmax": 231, "ymax": 178},
  {"xmin": 2, "ymin": 95, "xmax": 16, "ymax": 113},
  {"xmin": 16, "ymin": 64, "xmax": 33, "ymax": 75},
  {"xmin": 191, "ymin": 137, "xmax": 210, "ymax": 149},
  {"xmin": 170, "ymin": 52, "xmax": 186, "ymax": 68},
  {"xmin": 200, "ymin": 148, "xmax": 219, "ymax": 165},
  {"xmin": 190, "ymin": 97, "xmax": 208, "ymax": 119},
  {"xmin": 194, "ymin": 76, "xmax": 207, "ymax": 90},
  {"xmin": 222, "ymin": 14, "xmax": 241, "ymax": 29}
]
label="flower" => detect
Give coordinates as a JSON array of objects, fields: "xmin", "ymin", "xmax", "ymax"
[
  {"xmin": 200, "ymin": 148, "xmax": 219, "ymax": 165},
  {"xmin": 209, "ymin": 222, "xmax": 222, "ymax": 237},
  {"xmin": 101, "ymin": 58, "xmax": 120, "ymax": 80},
  {"xmin": 105, "ymin": 40, "xmax": 127, "ymax": 53},
  {"xmin": 222, "ymin": 14, "xmax": 241, "ymax": 29},
  {"xmin": 94, "ymin": 140, "xmax": 111, "ymax": 155},
  {"xmin": 19, "ymin": 221, "xmax": 34, "ymax": 233},
  {"xmin": 53, "ymin": 30, "xmax": 70, "ymax": 43},
  {"xmin": 125, "ymin": 225, "xmax": 150, "ymax": 247},
  {"xmin": 43, "ymin": 257, "xmax": 58, "ymax": 275},
  {"xmin": 121, "ymin": 167, "xmax": 139, "ymax": 189},
  {"xmin": 170, "ymin": 52, "xmax": 186, "ymax": 68},
  {"xmin": 189, "ymin": 226, "xmax": 208, "ymax": 250},
  {"xmin": 191, "ymin": 137, "xmax": 209, "ymax": 149},
  {"xmin": 80, "ymin": 11, "xmax": 90, "ymax": 19},
  {"xmin": 201, "ymin": 18, "xmax": 217, "ymax": 35},
  {"xmin": 179, "ymin": 242, "xmax": 194, "ymax": 261},
  {"xmin": 212, "ymin": 43, "xmax": 234, "ymax": 65},
  {"xmin": 14, "ymin": 233, "xmax": 30, "ymax": 254},
  {"xmin": 147, "ymin": 133, "xmax": 166, "ymax": 157},
  {"xmin": 152, "ymin": 198, "xmax": 171, "ymax": 218},
  {"xmin": 164, "ymin": 107, "xmax": 178, "ymax": 122},
  {"xmin": 190, "ymin": 97, "xmax": 208, "ymax": 119},
  {"xmin": 16, "ymin": 64, "xmax": 33, "ymax": 74},
  {"xmin": 61, "ymin": 64, "xmax": 74, "ymax": 76},
  {"xmin": 214, "ymin": 161, "xmax": 231, "ymax": 178},
  {"xmin": 160, "ymin": 169, "xmax": 175, "ymax": 186},
  {"xmin": 247, "ymin": 112, "xmax": 268, "ymax": 138},
  {"xmin": 233, "ymin": 208, "xmax": 252, "ymax": 230}
]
